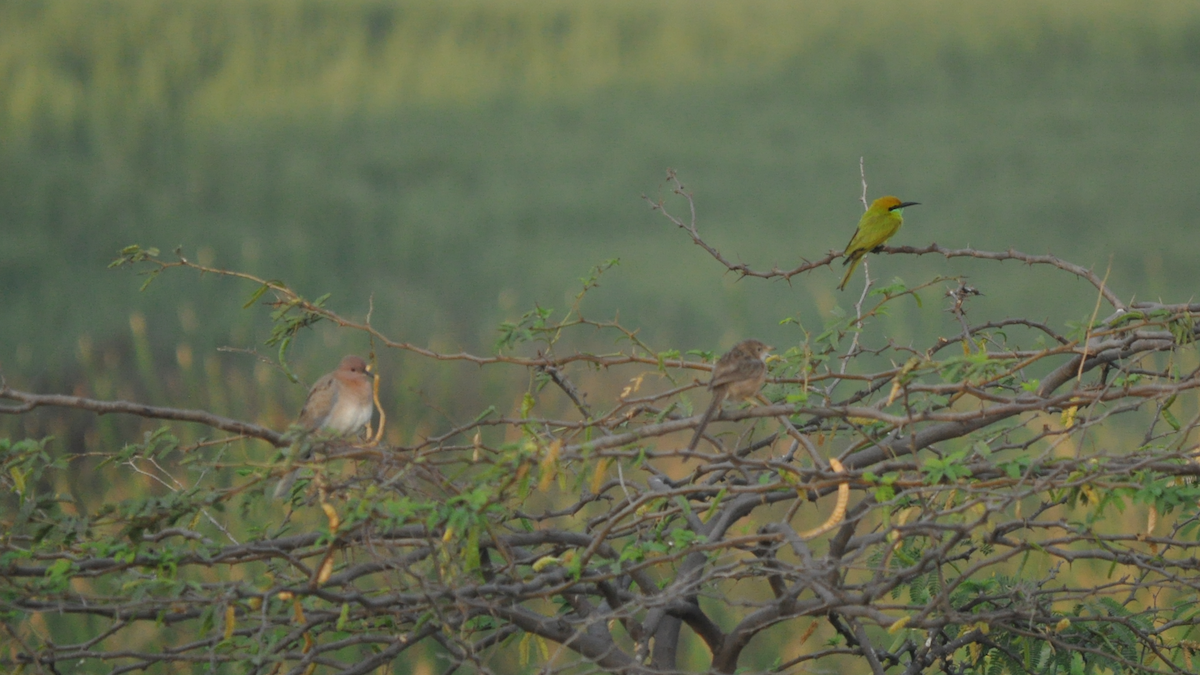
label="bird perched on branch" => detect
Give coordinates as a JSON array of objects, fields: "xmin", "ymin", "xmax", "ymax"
[
  {"xmin": 296, "ymin": 355, "xmax": 375, "ymax": 435},
  {"xmin": 687, "ymin": 339, "xmax": 773, "ymax": 451},
  {"xmin": 838, "ymin": 196, "xmax": 920, "ymax": 291},
  {"xmin": 274, "ymin": 355, "xmax": 375, "ymax": 498}
]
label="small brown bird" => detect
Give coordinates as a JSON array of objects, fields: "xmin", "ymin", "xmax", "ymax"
[
  {"xmin": 687, "ymin": 339, "xmax": 773, "ymax": 451},
  {"xmin": 296, "ymin": 355, "xmax": 375, "ymax": 436},
  {"xmin": 275, "ymin": 355, "xmax": 375, "ymax": 498}
]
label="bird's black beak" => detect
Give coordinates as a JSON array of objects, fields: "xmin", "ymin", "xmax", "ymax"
[{"xmin": 891, "ymin": 201, "xmax": 920, "ymax": 211}]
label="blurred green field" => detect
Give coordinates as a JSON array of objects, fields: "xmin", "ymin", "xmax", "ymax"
[{"xmin": 3, "ymin": 0, "xmax": 1200, "ymax": 392}]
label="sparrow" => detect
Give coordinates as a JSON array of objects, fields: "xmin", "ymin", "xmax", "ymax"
[{"xmin": 687, "ymin": 339, "xmax": 772, "ymax": 451}]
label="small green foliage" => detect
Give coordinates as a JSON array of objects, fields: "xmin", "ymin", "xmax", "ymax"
[
  {"xmin": 1, "ymin": 436, "xmax": 59, "ymax": 501},
  {"xmin": 1064, "ymin": 318, "xmax": 1099, "ymax": 342},
  {"xmin": 923, "ymin": 450, "xmax": 972, "ymax": 483},
  {"xmin": 619, "ymin": 541, "xmax": 645, "ymax": 564},
  {"xmin": 495, "ymin": 305, "xmax": 554, "ymax": 352},
  {"xmin": 1167, "ymin": 312, "xmax": 1197, "ymax": 345},
  {"xmin": 575, "ymin": 259, "xmax": 620, "ymax": 297},
  {"xmin": 996, "ymin": 456, "xmax": 1030, "ymax": 480},
  {"xmin": 242, "ymin": 282, "xmax": 278, "ymax": 309},
  {"xmin": 35, "ymin": 557, "xmax": 75, "ymax": 594},
  {"xmin": 109, "ymin": 244, "xmax": 161, "ymax": 268},
  {"xmin": 1112, "ymin": 372, "xmax": 1143, "ymax": 387},
  {"xmin": 1160, "ymin": 394, "xmax": 1181, "ymax": 431},
  {"xmin": 937, "ymin": 352, "xmax": 1016, "ymax": 385},
  {"xmin": 263, "ymin": 293, "xmax": 330, "ymax": 378},
  {"xmin": 107, "ymin": 427, "xmax": 179, "ymax": 465},
  {"xmin": 867, "ymin": 472, "xmax": 899, "ymax": 503},
  {"xmin": 658, "ymin": 349, "xmax": 683, "ymax": 372},
  {"xmin": 670, "ymin": 528, "xmax": 704, "ymax": 549},
  {"xmin": 785, "ymin": 390, "xmax": 809, "ymax": 405}
]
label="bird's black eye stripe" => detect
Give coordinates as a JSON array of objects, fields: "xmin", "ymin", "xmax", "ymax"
[{"xmin": 889, "ymin": 201, "xmax": 921, "ymax": 211}]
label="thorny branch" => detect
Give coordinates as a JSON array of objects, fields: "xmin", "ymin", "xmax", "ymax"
[{"xmin": 647, "ymin": 169, "xmax": 1127, "ymax": 311}]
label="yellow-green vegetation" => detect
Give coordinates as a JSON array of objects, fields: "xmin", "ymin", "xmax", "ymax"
[
  {"xmin": 5, "ymin": 238, "xmax": 1200, "ymax": 674},
  {"xmin": 4, "ymin": 0, "xmax": 1200, "ymax": 135}
]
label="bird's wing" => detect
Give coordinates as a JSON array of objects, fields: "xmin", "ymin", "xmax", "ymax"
[
  {"xmin": 707, "ymin": 354, "xmax": 739, "ymax": 390},
  {"xmin": 844, "ymin": 209, "xmax": 903, "ymax": 260},
  {"xmin": 710, "ymin": 358, "xmax": 765, "ymax": 391},
  {"xmin": 861, "ymin": 212, "xmax": 901, "ymax": 249},
  {"xmin": 297, "ymin": 374, "xmax": 339, "ymax": 430},
  {"xmin": 841, "ymin": 226, "xmax": 865, "ymax": 265}
]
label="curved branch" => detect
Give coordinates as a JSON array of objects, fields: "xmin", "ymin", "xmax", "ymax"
[
  {"xmin": 882, "ymin": 244, "xmax": 1125, "ymax": 310},
  {"xmin": 647, "ymin": 178, "xmax": 1126, "ymax": 309},
  {"xmin": 0, "ymin": 385, "xmax": 285, "ymax": 446}
]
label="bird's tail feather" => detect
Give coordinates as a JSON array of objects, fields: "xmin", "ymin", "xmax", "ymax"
[
  {"xmin": 272, "ymin": 440, "xmax": 311, "ymax": 500},
  {"xmin": 272, "ymin": 468, "xmax": 302, "ymax": 500},
  {"xmin": 838, "ymin": 255, "xmax": 862, "ymax": 291},
  {"xmin": 687, "ymin": 394, "xmax": 724, "ymax": 451}
]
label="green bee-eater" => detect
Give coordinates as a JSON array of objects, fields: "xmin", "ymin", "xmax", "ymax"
[{"xmin": 838, "ymin": 196, "xmax": 920, "ymax": 291}]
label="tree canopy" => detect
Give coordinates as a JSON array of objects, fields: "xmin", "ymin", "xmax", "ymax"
[{"xmin": 5, "ymin": 175, "xmax": 1200, "ymax": 675}]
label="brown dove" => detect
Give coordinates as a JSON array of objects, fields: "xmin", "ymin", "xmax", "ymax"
[
  {"xmin": 687, "ymin": 339, "xmax": 772, "ymax": 451},
  {"xmin": 297, "ymin": 355, "xmax": 375, "ymax": 435},
  {"xmin": 275, "ymin": 355, "xmax": 375, "ymax": 498}
]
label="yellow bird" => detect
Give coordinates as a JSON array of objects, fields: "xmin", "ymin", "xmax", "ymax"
[{"xmin": 838, "ymin": 196, "xmax": 920, "ymax": 291}]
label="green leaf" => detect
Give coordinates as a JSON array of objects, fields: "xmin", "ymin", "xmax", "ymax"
[
  {"xmin": 243, "ymin": 283, "xmax": 272, "ymax": 309},
  {"xmin": 1162, "ymin": 407, "xmax": 1181, "ymax": 431},
  {"xmin": 46, "ymin": 558, "xmax": 73, "ymax": 580},
  {"xmin": 785, "ymin": 390, "xmax": 809, "ymax": 404}
]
